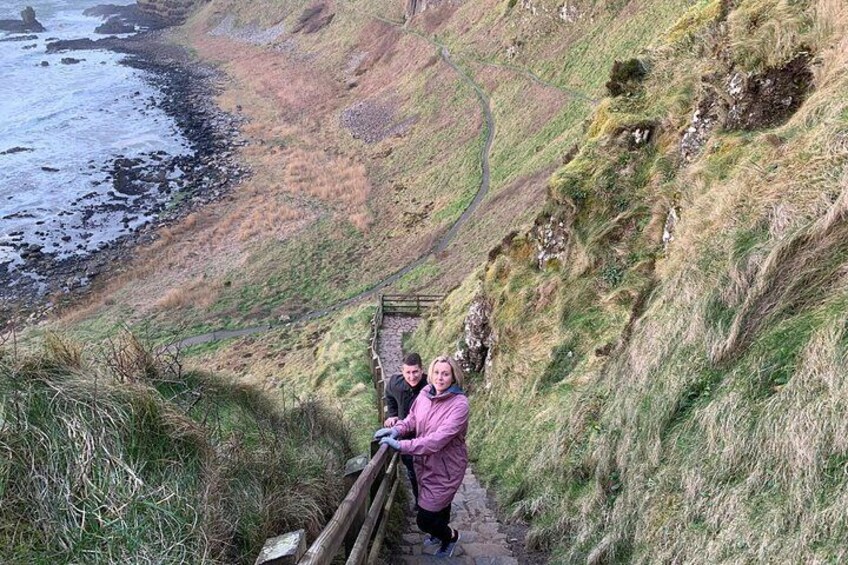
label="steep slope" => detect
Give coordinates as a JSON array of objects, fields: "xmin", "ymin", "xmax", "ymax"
[
  {"xmin": 409, "ymin": 0, "xmax": 848, "ymax": 561},
  {"xmin": 31, "ymin": 0, "xmax": 848, "ymax": 561},
  {"xmin": 0, "ymin": 335, "xmax": 353, "ymax": 563}
]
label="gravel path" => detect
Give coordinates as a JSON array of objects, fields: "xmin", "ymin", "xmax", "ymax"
[{"xmin": 377, "ymin": 314, "xmax": 518, "ymax": 564}]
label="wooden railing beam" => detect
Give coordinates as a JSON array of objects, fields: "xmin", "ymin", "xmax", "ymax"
[
  {"xmin": 345, "ymin": 453, "xmax": 399, "ymax": 565},
  {"xmin": 298, "ymin": 445, "xmax": 392, "ymax": 565},
  {"xmin": 366, "ymin": 472, "xmax": 400, "ymax": 565}
]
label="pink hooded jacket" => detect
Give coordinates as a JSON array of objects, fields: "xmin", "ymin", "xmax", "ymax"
[{"xmin": 393, "ymin": 384, "xmax": 469, "ymax": 512}]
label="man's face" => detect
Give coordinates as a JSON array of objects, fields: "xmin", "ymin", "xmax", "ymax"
[{"xmin": 402, "ymin": 363, "xmax": 424, "ymax": 387}]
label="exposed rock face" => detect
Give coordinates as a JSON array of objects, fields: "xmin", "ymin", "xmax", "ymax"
[
  {"xmin": 613, "ymin": 120, "xmax": 656, "ymax": 150},
  {"xmin": 341, "ymin": 98, "xmax": 417, "ymax": 144},
  {"xmin": 530, "ymin": 214, "xmax": 569, "ymax": 269},
  {"xmin": 136, "ymin": 0, "xmax": 202, "ymax": 25},
  {"xmin": 662, "ymin": 207, "xmax": 678, "ymax": 249},
  {"xmin": 0, "ymin": 6, "xmax": 46, "ymax": 33},
  {"xmin": 680, "ymin": 92, "xmax": 720, "ymax": 162},
  {"xmin": 291, "ymin": 3, "xmax": 335, "ymax": 34},
  {"xmin": 455, "ymin": 293, "xmax": 495, "ymax": 380},
  {"xmin": 679, "ymin": 53, "xmax": 812, "ymax": 162},
  {"xmin": 406, "ymin": 0, "xmax": 456, "ymax": 19},
  {"xmin": 558, "ymin": 2, "xmax": 582, "ymax": 23},
  {"xmin": 724, "ymin": 53, "xmax": 813, "ymax": 131}
]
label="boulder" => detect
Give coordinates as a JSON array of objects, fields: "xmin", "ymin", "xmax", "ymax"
[
  {"xmin": 95, "ymin": 17, "xmax": 136, "ymax": 34},
  {"xmin": 0, "ymin": 6, "xmax": 45, "ymax": 33}
]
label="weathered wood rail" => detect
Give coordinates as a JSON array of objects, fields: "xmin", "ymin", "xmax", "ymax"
[{"xmin": 255, "ymin": 294, "xmax": 442, "ymax": 565}]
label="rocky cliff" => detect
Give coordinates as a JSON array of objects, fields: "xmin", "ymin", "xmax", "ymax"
[{"xmin": 136, "ymin": 0, "xmax": 202, "ymax": 25}]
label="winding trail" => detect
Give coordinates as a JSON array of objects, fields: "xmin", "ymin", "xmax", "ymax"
[
  {"xmin": 172, "ymin": 13, "xmax": 495, "ymax": 349},
  {"xmin": 172, "ymin": 5, "xmax": 596, "ymax": 351}
]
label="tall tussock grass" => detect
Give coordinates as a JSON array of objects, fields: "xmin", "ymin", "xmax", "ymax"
[
  {"xmin": 0, "ymin": 333, "xmax": 353, "ymax": 564},
  {"xmin": 409, "ymin": 0, "xmax": 848, "ymax": 561}
]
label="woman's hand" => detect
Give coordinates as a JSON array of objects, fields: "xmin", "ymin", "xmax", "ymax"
[
  {"xmin": 383, "ymin": 416, "xmax": 399, "ymax": 427},
  {"xmin": 379, "ymin": 436, "xmax": 400, "ymax": 450},
  {"xmin": 374, "ymin": 427, "xmax": 399, "ymax": 440}
]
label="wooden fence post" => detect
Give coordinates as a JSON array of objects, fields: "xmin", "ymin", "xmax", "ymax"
[{"xmin": 343, "ymin": 454, "xmax": 370, "ymax": 557}]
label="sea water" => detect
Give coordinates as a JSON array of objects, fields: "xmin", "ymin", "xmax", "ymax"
[{"xmin": 0, "ymin": 0, "xmax": 190, "ymax": 270}]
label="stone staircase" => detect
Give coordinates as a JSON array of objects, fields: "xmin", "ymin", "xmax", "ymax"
[{"xmin": 377, "ymin": 313, "xmax": 519, "ymax": 564}]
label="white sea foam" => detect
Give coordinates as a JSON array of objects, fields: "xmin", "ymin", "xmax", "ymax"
[{"xmin": 0, "ymin": 0, "xmax": 191, "ymax": 268}]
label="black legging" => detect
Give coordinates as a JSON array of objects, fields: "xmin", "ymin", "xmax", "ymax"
[{"xmin": 416, "ymin": 504, "xmax": 452, "ymax": 544}]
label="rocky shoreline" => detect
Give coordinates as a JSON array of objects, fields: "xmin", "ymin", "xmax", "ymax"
[{"xmin": 1, "ymin": 12, "xmax": 250, "ymax": 325}]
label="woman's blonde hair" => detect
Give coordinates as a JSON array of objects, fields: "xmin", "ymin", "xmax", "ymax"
[{"xmin": 427, "ymin": 355, "xmax": 464, "ymax": 389}]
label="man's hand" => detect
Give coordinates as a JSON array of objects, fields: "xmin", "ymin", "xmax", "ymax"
[{"xmin": 383, "ymin": 416, "xmax": 399, "ymax": 427}]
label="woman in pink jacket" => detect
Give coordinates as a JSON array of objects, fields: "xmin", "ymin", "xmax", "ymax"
[{"xmin": 375, "ymin": 355, "xmax": 469, "ymax": 558}]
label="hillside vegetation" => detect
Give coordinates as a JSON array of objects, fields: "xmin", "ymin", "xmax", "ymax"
[
  {"xmin": 409, "ymin": 0, "xmax": 848, "ymax": 561},
  {"xmin": 0, "ymin": 334, "xmax": 352, "ymax": 563},
  {"xmin": 24, "ymin": 0, "xmax": 848, "ymax": 562}
]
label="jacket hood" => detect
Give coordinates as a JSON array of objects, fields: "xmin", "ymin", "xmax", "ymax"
[{"xmin": 425, "ymin": 383, "xmax": 466, "ymax": 399}]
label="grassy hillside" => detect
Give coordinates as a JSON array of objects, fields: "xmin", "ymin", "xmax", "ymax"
[
  {"xmin": 409, "ymin": 0, "xmax": 848, "ymax": 561},
  {"xmin": 0, "ymin": 334, "xmax": 353, "ymax": 563},
  {"xmin": 20, "ymin": 0, "xmax": 848, "ymax": 561}
]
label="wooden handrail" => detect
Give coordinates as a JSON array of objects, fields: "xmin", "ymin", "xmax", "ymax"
[
  {"xmin": 345, "ymin": 452, "xmax": 399, "ymax": 565},
  {"xmin": 256, "ymin": 293, "xmax": 444, "ymax": 565},
  {"xmin": 298, "ymin": 444, "xmax": 392, "ymax": 564}
]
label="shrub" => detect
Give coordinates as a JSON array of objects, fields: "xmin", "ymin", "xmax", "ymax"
[{"xmin": 605, "ymin": 58, "xmax": 647, "ymax": 97}]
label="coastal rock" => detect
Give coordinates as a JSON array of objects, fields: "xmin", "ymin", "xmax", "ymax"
[
  {"xmin": 136, "ymin": 0, "xmax": 199, "ymax": 26},
  {"xmin": 0, "ymin": 146, "xmax": 34, "ymax": 155},
  {"xmin": 60, "ymin": 57, "xmax": 84, "ymax": 65},
  {"xmin": 1, "ymin": 30, "xmax": 249, "ymax": 325},
  {"xmin": 84, "ymin": 3, "xmax": 166, "ymax": 31},
  {"xmin": 0, "ymin": 7, "xmax": 45, "ymax": 33},
  {"xmin": 95, "ymin": 17, "xmax": 136, "ymax": 35},
  {"xmin": 0, "ymin": 34, "xmax": 38, "ymax": 42},
  {"xmin": 455, "ymin": 293, "xmax": 495, "ymax": 381}
]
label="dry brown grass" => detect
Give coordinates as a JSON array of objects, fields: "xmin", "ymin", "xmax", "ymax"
[
  {"xmin": 284, "ymin": 147, "xmax": 372, "ymax": 227},
  {"xmin": 713, "ymin": 172, "xmax": 848, "ymax": 363}
]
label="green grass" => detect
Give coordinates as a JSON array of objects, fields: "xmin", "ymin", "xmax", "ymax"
[
  {"xmin": 0, "ymin": 334, "xmax": 354, "ymax": 564},
  {"xmin": 401, "ymin": 0, "xmax": 848, "ymax": 562}
]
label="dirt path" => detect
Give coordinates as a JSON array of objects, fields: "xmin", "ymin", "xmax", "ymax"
[
  {"xmin": 169, "ymin": 13, "xmax": 496, "ymax": 350},
  {"xmin": 377, "ymin": 314, "xmax": 518, "ymax": 565}
]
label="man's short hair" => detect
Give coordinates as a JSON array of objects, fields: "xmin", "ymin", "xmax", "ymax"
[{"xmin": 402, "ymin": 352, "xmax": 423, "ymax": 368}]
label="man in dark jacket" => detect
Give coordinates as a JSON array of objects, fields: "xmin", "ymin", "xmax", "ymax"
[{"xmin": 383, "ymin": 352, "xmax": 427, "ymax": 504}]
